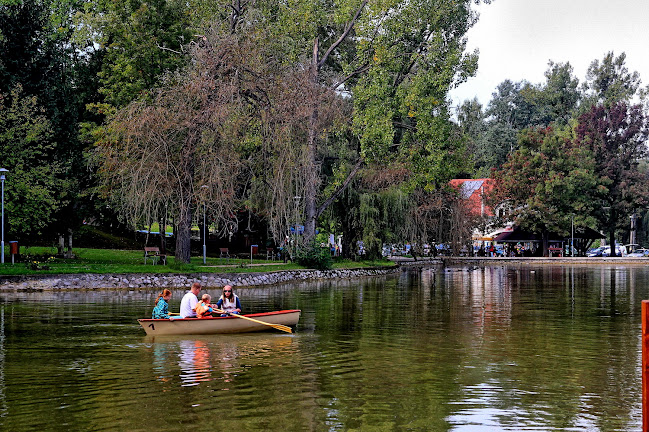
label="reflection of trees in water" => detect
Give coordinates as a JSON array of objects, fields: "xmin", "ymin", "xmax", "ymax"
[
  {"xmin": 430, "ymin": 265, "xmax": 642, "ymax": 430},
  {"xmin": 0, "ymin": 267, "xmax": 645, "ymax": 429}
]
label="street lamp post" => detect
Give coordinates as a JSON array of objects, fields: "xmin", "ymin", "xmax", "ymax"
[
  {"xmin": 571, "ymin": 213, "xmax": 574, "ymax": 258},
  {"xmin": 293, "ymin": 196, "xmax": 301, "ymax": 258},
  {"xmin": 0, "ymin": 168, "xmax": 7, "ymax": 264},
  {"xmin": 201, "ymin": 185, "xmax": 208, "ymax": 264}
]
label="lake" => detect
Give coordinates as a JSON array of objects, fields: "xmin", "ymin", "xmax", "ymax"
[{"xmin": 0, "ymin": 264, "xmax": 643, "ymax": 431}]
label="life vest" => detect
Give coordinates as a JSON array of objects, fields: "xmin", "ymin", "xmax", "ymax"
[
  {"xmin": 220, "ymin": 294, "xmax": 239, "ymax": 313},
  {"xmin": 195, "ymin": 301, "xmax": 214, "ymax": 318}
]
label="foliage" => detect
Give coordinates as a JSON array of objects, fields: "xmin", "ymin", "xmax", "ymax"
[
  {"xmin": 581, "ymin": 51, "xmax": 641, "ymax": 109},
  {"xmin": 21, "ymin": 252, "xmax": 55, "ymax": 271},
  {"xmin": 74, "ymin": 0, "xmax": 192, "ymax": 109},
  {"xmin": 490, "ymin": 126, "xmax": 599, "ymax": 245},
  {"xmin": 574, "ymin": 102, "xmax": 649, "ymax": 250},
  {"xmin": 0, "ymin": 0, "xmax": 97, "ymax": 241},
  {"xmin": 97, "ymin": 29, "xmax": 264, "ymax": 263},
  {"xmin": 0, "ymin": 85, "xmax": 63, "ymax": 241},
  {"xmin": 415, "ymin": 188, "xmax": 475, "ymax": 255},
  {"xmin": 295, "ymin": 240, "xmax": 333, "ymax": 270}
]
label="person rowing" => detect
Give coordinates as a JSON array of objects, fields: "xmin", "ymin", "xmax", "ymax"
[
  {"xmin": 179, "ymin": 282, "xmax": 201, "ymax": 318},
  {"xmin": 214, "ymin": 285, "xmax": 241, "ymax": 316}
]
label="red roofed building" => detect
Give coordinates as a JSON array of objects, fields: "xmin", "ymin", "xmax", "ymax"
[{"xmin": 449, "ymin": 178, "xmax": 495, "ymax": 217}]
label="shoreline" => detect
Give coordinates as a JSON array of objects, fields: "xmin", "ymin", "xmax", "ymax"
[
  {"xmin": 0, "ymin": 266, "xmax": 402, "ymax": 291},
  {"xmin": 1, "ymin": 256, "xmax": 647, "ymax": 290}
]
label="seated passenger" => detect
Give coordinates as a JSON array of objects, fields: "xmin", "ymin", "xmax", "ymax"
[
  {"xmin": 152, "ymin": 289, "xmax": 172, "ymax": 319},
  {"xmin": 195, "ymin": 294, "xmax": 216, "ymax": 318},
  {"xmin": 215, "ymin": 285, "xmax": 241, "ymax": 316}
]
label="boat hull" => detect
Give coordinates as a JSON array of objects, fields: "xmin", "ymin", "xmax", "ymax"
[{"xmin": 138, "ymin": 309, "xmax": 301, "ymax": 336}]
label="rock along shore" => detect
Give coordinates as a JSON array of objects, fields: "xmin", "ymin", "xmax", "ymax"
[{"xmin": 0, "ymin": 267, "xmax": 402, "ymax": 291}]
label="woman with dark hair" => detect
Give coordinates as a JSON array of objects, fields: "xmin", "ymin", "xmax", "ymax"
[{"xmin": 215, "ymin": 285, "xmax": 241, "ymax": 316}]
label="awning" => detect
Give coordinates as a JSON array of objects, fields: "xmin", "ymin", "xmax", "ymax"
[{"xmin": 494, "ymin": 226, "xmax": 604, "ymax": 243}]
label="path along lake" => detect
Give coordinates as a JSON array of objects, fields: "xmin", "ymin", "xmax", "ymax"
[{"xmin": 0, "ymin": 264, "xmax": 643, "ymax": 431}]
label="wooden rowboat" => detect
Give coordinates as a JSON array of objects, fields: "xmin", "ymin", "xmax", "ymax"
[{"xmin": 138, "ymin": 309, "xmax": 301, "ymax": 336}]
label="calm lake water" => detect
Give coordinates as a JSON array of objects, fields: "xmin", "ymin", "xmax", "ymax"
[{"xmin": 0, "ymin": 265, "xmax": 644, "ymax": 431}]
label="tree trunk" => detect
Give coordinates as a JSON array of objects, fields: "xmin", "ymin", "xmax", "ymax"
[
  {"xmin": 304, "ymin": 107, "xmax": 319, "ymax": 243},
  {"xmin": 175, "ymin": 200, "xmax": 192, "ymax": 263},
  {"xmin": 542, "ymin": 231, "xmax": 549, "ymax": 257},
  {"xmin": 609, "ymin": 208, "xmax": 617, "ymax": 257},
  {"xmin": 158, "ymin": 215, "xmax": 166, "ymax": 255},
  {"xmin": 175, "ymin": 135, "xmax": 197, "ymax": 264}
]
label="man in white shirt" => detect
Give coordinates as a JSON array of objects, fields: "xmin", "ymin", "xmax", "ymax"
[{"xmin": 179, "ymin": 282, "xmax": 202, "ymax": 318}]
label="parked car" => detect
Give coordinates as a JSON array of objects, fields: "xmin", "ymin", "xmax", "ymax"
[
  {"xmin": 627, "ymin": 248, "xmax": 649, "ymax": 257},
  {"xmin": 587, "ymin": 247, "xmax": 604, "ymax": 257},
  {"xmin": 602, "ymin": 245, "xmax": 627, "ymax": 257}
]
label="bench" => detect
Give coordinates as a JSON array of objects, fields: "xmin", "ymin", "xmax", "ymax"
[
  {"xmin": 144, "ymin": 247, "xmax": 167, "ymax": 265},
  {"xmin": 266, "ymin": 247, "xmax": 276, "ymax": 261},
  {"xmin": 548, "ymin": 247, "xmax": 563, "ymax": 258},
  {"xmin": 219, "ymin": 247, "xmax": 230, "ymax": 263}
]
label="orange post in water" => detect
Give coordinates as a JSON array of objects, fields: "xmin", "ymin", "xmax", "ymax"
[{"xmin": 643, "ymin": 300, "xmax": 649, "ymax": 432}]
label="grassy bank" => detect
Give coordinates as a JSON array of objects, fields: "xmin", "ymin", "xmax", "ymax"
[{"xmin": 0, "ymin": 247, "xmax": 395, "ymax": 276}]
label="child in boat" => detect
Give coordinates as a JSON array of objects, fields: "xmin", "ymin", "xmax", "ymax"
[
  {"xmin": 215, "ymin": 285, "xmax": 241, "ymax": 316},
  {"xmin": 195, "ymin": 294, "xmax": 216, "ymax": 318},
  {"xmin": 152, "ymin": 289, "xmax": 172, "ymax": 319}
]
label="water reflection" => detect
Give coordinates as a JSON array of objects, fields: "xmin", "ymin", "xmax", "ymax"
[
  {"xmin": 0, "ymin": 308, "xmax": 6, "ymax": 420},
  {"xmin": 177, "ymin": 340, "xmax": 212, "ymax": 386},
  {"xmin": 0, "ymin": 265, "xmax": 645, "ymax": 430}
]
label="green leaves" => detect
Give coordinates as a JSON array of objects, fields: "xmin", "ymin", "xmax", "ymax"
[{"xmin": 0, "ymin": 85, "xmax": 63, "ymax": 240}]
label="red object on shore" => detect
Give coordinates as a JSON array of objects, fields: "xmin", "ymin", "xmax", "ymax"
[{"xmin": 642, "ymin": 300, "xmax": 649, "ymax": 432}]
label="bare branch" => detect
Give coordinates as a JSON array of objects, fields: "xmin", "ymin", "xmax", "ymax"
[
  {"xmin": 331, "ymin": 63, "xmax": 370, "ymax": 90},
  {"xmin": 157, "ymin": 44, "xmax": 183, "ymax": 55},
  {"xmin": 317, "ymin": 0, "xmax": 368, "ymax": 70},
  {"xmin": 316, "ymin": 158, "xmax": 363, "ymax": 218}
]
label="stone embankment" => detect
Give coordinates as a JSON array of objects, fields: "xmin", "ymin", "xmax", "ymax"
[{"xmin": 0, "ymin": 267, "xmax": 401, "ymax": 291}]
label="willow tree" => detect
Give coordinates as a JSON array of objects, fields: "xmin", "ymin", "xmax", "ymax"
[
  {"xmin": 235, "ymin": 0, "xmax": 486, "ymax": 249},
  {"xmin": 96, "ymin": 32, "xmax": 267, "ymax": 263}
]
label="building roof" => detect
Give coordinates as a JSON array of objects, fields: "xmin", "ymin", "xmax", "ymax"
[{"xmin": 449, "ymin": 178, "xmax": 494, "ymax": 217}]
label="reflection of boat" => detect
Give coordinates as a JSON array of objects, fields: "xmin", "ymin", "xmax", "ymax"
[{"xmin": 138, "ymin": 310, "xmax": 301, "ymax": 336}]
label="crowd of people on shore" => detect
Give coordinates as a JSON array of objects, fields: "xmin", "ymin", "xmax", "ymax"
[{"xmin": 151, "ymin": 282, "xmax": 242, "ymax": 319}]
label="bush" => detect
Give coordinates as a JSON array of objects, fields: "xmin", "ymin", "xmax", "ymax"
[
  {"xmin": 21, "ymin": 253, "xmax": 56, "ymax": 270},
  {"xmin": 295, "ymin": 241, "xmax": 333, "ymax": 270}
]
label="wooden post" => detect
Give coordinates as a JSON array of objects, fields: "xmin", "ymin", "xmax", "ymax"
[{"xmin": 643, "ymin": 300, "xmax": 649, "ymax": 432}]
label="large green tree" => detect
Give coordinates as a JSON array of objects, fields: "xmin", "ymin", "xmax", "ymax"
[
  {"xmin": 0, "ymin": 85, "xmax": 63, "ymax": 242},
  {"xmin": 574, "ymin": 102, "xmax": 649, "ymax": 255},
  {"xmin": 0, "ymin": 0, "xmax": 98, "ymax": 244},
  {"xmin": 581, "ymin": 51, "xmax": 641, "ymax": 109},
  {"xmin": 490, "ymin": 126, "xmax": 599, "ymax": 255}
]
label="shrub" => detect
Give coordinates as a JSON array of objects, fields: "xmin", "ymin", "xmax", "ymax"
[{"xmin": 295, "ymin": 241, "xmax": 333, "ymax": 270}]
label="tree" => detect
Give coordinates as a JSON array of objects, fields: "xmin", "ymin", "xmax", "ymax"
[
  {"xmin": 97, "ymin": 32, "xmax": 257, "ymax": 263},
  {"xmin": 489, "ymin": 126, "xmax": 599, "ymax": 256},
  {"xmin": 74, "ymin": 0, "xmax": 192, "ymax": 109},
  {"xmin": 537, "ymin": 61, "xmax": 580, "ymax": 126},
  {"xmin": 581, "ymin": 51, "xmax": 641, "ymax": 109},
  {"xmin": 237, "ymin": 0, "xmax": 486, "ymax": 245},
  {"xmin": 575, "ymin": 102, "xmax": 649, "ymax": 255},
  {"xmin": 0, "ymin": 86, "xmax": 63, "ymax": 242},
  {"xmin": 0, "ymin": 0, "xmax": 95, "ymax": 244}
]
